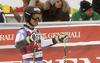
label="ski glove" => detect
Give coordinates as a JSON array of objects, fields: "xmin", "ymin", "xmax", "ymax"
[
  {"xmin": 26, "ymin": 33, "xmax": 41, "ymax": 43},
  {"xmin": 53, "ymin": 34, "xmax": 69, "ymax": 44}
]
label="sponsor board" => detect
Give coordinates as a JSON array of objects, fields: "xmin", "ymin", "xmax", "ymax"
[
  {"xmin": 1, "ymin": 46, "xmax": 100, "ymax": 63},
  {"xmin": 0, "ymin": 25, "xmax": 100, "ymax": 63},
  {"xmin": 0, "ymin": 25, "xmax": 100, "ymax": 45}
]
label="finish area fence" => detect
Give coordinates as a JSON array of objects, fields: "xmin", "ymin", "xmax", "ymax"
[{"xmin": 0, "ymin": 21, "xmax": 100, "ymax": 63}]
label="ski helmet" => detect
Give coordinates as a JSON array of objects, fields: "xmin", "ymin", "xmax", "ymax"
[{"xmin": 24, "ymin": 6, "xmax": 41, "ymax": 26}]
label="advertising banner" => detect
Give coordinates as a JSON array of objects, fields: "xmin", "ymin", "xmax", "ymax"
[{"xmin": 0, "ymin": 24, "xmax": 100, "ymax": 63}]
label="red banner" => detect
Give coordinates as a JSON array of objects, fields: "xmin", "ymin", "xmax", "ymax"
[{"xmin": 0, "ymin": 25, "xmax": 100, "ymax": 63}]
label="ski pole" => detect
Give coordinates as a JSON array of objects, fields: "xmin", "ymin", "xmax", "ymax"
[
  {"xmin": 33, "ymin": 33, "xmax": 41, "ymax": 63},
  {"xmin": 64, "ymin": 42, "xmax": 67, "ymax": 63},
  {"xmin": 33, "ymin": 41, "xmax": 37, "ymax": 63}
]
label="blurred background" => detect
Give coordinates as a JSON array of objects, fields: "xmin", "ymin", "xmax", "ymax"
[{"xmin": 0, "ymin": 0, "xmax": 92, "ymax": 23}]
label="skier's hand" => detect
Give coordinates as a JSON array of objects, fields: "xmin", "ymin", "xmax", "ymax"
[
  {"xmin": 54, "ymin": 34, "xmax": 69, "ymax": 43},
  {"xmin": 26, "ymin": 33, "xmax": 41, "ymax": 43},
  {"xmin": 10, "ymin": 6, "xmax": 17, "ymax": 16}
]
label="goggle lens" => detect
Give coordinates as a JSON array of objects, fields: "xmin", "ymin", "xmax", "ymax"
[{"xmin": 32, "ymin": 14, "xmax": 42, "ymax": 21}]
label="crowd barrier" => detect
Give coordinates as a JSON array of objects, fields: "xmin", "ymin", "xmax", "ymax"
[
  {"xmin": 0, "ymin": 21, "xmax": 100, "ymax": 28},
  {"xmin": 0, "ymin": 21, "xmax": 100, "ymax": 63}
]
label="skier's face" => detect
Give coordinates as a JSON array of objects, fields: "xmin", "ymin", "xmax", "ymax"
[
  {"xmin": 55, "ymin": 0, "xmax": 62, "ymax": 8},
  {"xmin": 30, "ymin": 18, "xmax": 39, "ymax": 26},
  {"xmin": 84, "ymin": 8, "xmax": 93, "ymax": 16},
  {"xmin": 30, "ymin": 13, "xmax": 42, "ymax": 26}
]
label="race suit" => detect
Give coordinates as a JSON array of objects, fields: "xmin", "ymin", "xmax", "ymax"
[{"xmin": 15, "ymin": 25, "xmax": 55, "ymax": 63}]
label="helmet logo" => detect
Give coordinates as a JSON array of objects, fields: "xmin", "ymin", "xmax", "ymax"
[
  {"xmin": 25, "ymin": 12, "xmax": 31, "ymax": 15},
  {"xmin": 34, "ymin": 8, "xmax": 41, "ymax": 12}
]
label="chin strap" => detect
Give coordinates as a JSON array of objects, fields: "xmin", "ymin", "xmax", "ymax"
[
  {"xmin": 29, "ymin": 21, "xmax": 34, "ymax": 26},
  {"xmin": 28, "ymin": 18, "xmax": 34, "ymax": 26}
]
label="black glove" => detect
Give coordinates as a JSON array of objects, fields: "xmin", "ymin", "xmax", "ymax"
[
  {"xmin": 26, "ymin": 33, "xmax": 41, "ymax": 43},
  {"xmin": 53, "ymin": 34, "xmax": 69, "ymax": 44}
]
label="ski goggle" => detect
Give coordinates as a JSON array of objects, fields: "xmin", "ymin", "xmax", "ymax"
[{"xmin": 31, "ymin": 13, "xmax": 42, "ymax": 21}]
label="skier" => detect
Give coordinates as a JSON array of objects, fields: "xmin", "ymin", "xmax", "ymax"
[{"xmin": 14, "ymin": 6, "xmax": 69, "ymax": 63}]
